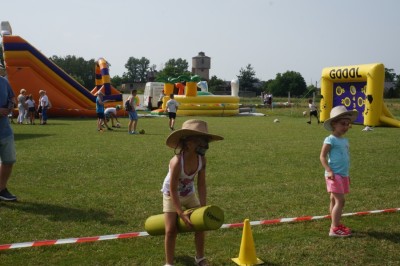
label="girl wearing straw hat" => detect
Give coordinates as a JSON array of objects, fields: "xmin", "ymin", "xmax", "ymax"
[
  {"xmin": 161, "ymin": 119, "xmax": 223, "ymax": 266},
  {"xmin": 320, "ymin": 105, "xmax": 358, "ymax": 237}
]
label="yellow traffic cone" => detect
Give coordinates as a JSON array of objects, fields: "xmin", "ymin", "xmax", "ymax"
[{"xmin": 232, "ymin": 219, "xmax": 264, "ymax": 265}]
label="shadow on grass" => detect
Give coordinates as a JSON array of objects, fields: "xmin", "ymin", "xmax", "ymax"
[
  {"xmin": 175, "ymin": 255, "xmax": 280, "ymax": 266},
  {"xmin": 366, "ymin": 231, "xmax": 400, "ymax": 244},
  {"xmin": 1, "ymin": 201, "xmax": 126, "ymax": 226},
  {"xmin": 14, "ymin": 133, "xmax": 55, "ymax": 141}
]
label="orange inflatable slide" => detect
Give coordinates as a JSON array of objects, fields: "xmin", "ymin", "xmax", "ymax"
[{"xmin": 2, "ymin": 28, "xmax": 122, "ymax": 117}]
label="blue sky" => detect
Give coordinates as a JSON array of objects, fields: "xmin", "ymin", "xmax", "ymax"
[{"xmin": 1, "ymin": 0, "xmax": 399, "ymax": 86}]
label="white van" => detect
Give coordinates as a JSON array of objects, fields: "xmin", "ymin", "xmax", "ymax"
[{"xmin": 143, "ymin": 82, "xmax": 165, "ymax": 110}]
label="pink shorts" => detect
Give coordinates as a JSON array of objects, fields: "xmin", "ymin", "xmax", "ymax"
[{"xmin": 325, "ymin": 174, "xmax": 350, "ymax": 194}]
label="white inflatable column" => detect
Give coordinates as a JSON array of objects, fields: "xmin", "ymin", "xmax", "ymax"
[{"xmin": 231, "ymin": 79, "xmax": 239, "ymax": 97}]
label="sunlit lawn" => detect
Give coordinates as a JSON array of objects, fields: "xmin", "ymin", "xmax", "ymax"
[{"xmin": 0, "ymin": 100, "xmax": 399, "ymax": 265}]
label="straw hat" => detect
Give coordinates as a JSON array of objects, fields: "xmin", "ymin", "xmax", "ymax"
[
  {"xmin": 166, "ymin": 119, "xmax": 224, "ymax": 149},
  {"xmin": 39, "ymin": 89, "xmax": 46, "ymax": 94},
  {"xmin": 20, "ymin": 88, "xmax": 26, "ymax": 94},
  {"xmin": 324, "ymin": 105, "xmax": 358, "ymax": 131}
]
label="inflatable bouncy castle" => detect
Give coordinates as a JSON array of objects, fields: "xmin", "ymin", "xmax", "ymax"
[
  {"xmin": 152, "ymin": 75, "xmax": 240, "ymax": 116},
  {"xmin": 320, "ymin": 63, "xmax": 400, "ymax": 127},
  {"xmin": 1, "ymin": 21, "xmax": 122, "ymax": 117}
]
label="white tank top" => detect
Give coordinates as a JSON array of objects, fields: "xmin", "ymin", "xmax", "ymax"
[{"xmin": 161, "ymin": 153, "xmax": 203, "ymax": 197}]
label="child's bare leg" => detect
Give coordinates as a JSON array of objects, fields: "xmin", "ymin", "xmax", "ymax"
[
  {"xmin": 164, "ymin": 212, "xmax": 178, "ymax": 265},
  {"xmin": 330, "ymin": 192, "xmax": 345, "ymax": 228},
  {"xmin": 195, "ymin": 231, "xmax": 205, "ymax": 260}
]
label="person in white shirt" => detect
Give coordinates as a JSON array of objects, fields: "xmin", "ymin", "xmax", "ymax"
[
  {"xmin": 165, "ymin": 94, "xmax": 179, "ymax": 131},
  {"xmin": 104, "ymin": 105, "xmax": 121, "ymax": 127},
  {"xmin": 307, "ymin": 98, "xmax": 320, "ymax": 124},
  {"xmin": 39, "ymin": 90, "xmax": 49, "ymax": 125}
]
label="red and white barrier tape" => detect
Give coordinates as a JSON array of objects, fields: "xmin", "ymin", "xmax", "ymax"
[
  {"xmin": 220, "ymin": 207, "xmax": 399, "ymax": 228},
  {"xmin": 0, "ymin": 207, "xmax": 398, "ymax": 250}
]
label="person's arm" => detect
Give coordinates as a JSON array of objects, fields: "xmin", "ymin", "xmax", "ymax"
[
  {"xmin": 112, "ymin": 113, "xmax": 120, "ymax": 123},
  {"xmin": 129, "ymin": 97, "xmax": 135, "ymax": 111},
  {"xmin": 98, "ymin": 97, "xmax": 104, "ymax": 106},
  {"xmin": 320, "ymin": 143, "xmax": 334, "ymax": 179},
  {"xmin": 197, "ymin": 156, "xmax": 207, "ymax": 206},
  {"xmin": 169, "ymin": 156, "xmax": 193, "ymax": 227}
]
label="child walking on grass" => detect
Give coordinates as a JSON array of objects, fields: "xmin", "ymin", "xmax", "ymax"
[
  {"xmin": 161, "ymin": 119, "xmax": 223, "ymax": 266},
  {"xmin": 320, "ymin": 105, "xmax": 358, "ymax": 237},
  {"xmin": 307, "ymin": 98, "xmax": 320, "ymax": 124}
]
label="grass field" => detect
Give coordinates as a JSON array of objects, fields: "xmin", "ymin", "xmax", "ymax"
[{"xmin": 1, "ymin": 99, "xmax": 399, "ymax": 265}]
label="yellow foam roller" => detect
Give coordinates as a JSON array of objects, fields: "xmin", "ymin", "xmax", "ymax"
[{"xmin": 145, "ymin": 205, "xmax": 224, "ymax": 236}]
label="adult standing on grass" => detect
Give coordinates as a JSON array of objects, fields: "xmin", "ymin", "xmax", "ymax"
[
  {"xmin": 0, "ymin": 64, "xmax": 17, "ymax": 201},
  {"xmin": 96, "ymin": 90, "xmax": 112, "ymax": 132},
  {"xmin": 165, "ymin": 94, "xmax": 179, "ymax": 131},
  {"xmin": 17, "ymin": 88, "xmax": 27, "ymax": 124},
  {"xmin": 320, "ymin": 105, "xmax": 358, "ymax": 237},
  {"xmin": 127, "ymin": 90, "xmax": 139, "ymax": 134},
  {"xmin": 161, "ymin": 119, "xmax": 224, "ymax": 266},
  {"xmin": 39, "ymin": 90, "xmax": 49, "ymax": 125}
]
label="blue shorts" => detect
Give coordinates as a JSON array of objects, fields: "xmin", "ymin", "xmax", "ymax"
[
  {"xmin": 0, "ymin": 135, "xmax": 16, "ymax": 164},
  {"xmin": 129, "ymin": 110, "xmax": 138, "ymax": 121},
  {"xmin": 97, "ymin": 112, "xmax": 105, "ymax": 119}
]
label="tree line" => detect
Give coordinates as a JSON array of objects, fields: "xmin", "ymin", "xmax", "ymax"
[{"xmin": 1, "ymin": 46, "xmax": 399, "ymax": 98}]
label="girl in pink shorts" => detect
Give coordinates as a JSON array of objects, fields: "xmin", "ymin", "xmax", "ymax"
[{"xmin": 320, "ymin": 106, "xmax": 358, "ymax": 237}]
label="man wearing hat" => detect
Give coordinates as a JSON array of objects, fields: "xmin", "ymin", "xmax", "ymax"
[
  {"xmin": 0, "ymin": 63, "xmax": 18, "ymax": 201},
  {"xmin": 161, "ymin": 119, "xmax": 223, "ymax": 266},
  {"xmin": 39, "ymin": 89, "xmax": 50, "ymax": 125}
]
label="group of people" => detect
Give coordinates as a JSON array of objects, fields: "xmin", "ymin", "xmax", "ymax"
[
  {"xmin": 95, "ymin": 89, "xmax": 140, "ymax": 134},
  {"xmin": 15, "ymin": 88, "xmax": 50, "ymax": 125},
  {"xmin": 1, "ymin": 60, "xmax": 358, "ymax": 264},
  {"xmin": 261, "ymin": 92, "xmax": 273, "ymax": 107}
]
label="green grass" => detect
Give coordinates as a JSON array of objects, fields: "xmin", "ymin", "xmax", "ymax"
[{"xmin": 1, "ymin": 102, "xmax": 399, "ymax": 265}]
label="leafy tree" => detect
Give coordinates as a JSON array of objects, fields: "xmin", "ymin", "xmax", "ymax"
[
  {"xmin": 208, "ymin": 75, "xmax": 226, "ymax": 93},
  {"xmin": 50, "ymin": 55, "xmax": 95, "ymax": 89},
  {"xmin": 110, "ymin": 75, "xmax": 124, "ymax": 89},
  {"xmin": 266, "ymin": 71, "xmax": 307, "ymax": 97},
  {"xmin": 156, "ymin": 58, "xmax": 191, "ymax": 80},
  {"xmin": 385, "ymin": 68, "xmax": 396, "ymax": 82},
  {"xmin": 388, "ymin": 74, "xmax": 400, "ymax": 98},
  {"xmin": 124, "ymin": 56, "xmax": 150, "ymax": 82},
  {"xmin": 237, "ymin": 64, "xmax": 259, "ymax": 92}
]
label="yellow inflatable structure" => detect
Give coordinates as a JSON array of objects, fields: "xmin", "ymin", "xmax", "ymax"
[
  {"xmin": 157, "ymin": 82, "xmax": 240, "ymax": 116},
  {"xmin": 320, "ymin": 63, "xmax": 400, "ymax": 127}
]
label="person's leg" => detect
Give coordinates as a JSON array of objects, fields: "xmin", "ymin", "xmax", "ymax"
[
  {"xmin": 128, "ymin": 119, "xmax": 133, "ymax": 132},
  {"xmin": 330, "ymin": 192, "xmax": 345, "ymax": 228},
  {"xmin": 42, "ymin": 107, "xmax": 48, "ymax": 124},
  {"xmin": 0, "ymin": 163, "xmax": 13, "ymax": 191},
  {"xmin": 171, "ymin": 118, "xmax": 175, "ymax": 130},
  {"xmin": 164, "ymin": 212, "xmax": 178, "ymax": 265},
  {"xmin": 194, "ymin": 231, "xmax": 205, "ymax": 261},
  {"xmin": 17, "ymin": 106, "xmax": 24, "ymax": 124},
  {"xmin": 133, "ymin": 119, "xmax": 138, "ymax": 132}
]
